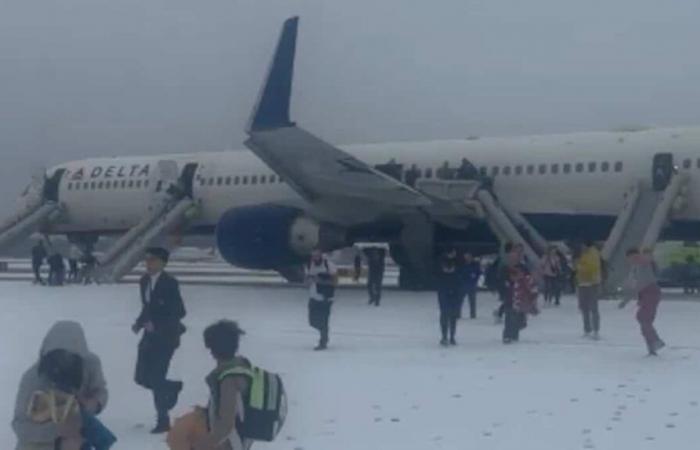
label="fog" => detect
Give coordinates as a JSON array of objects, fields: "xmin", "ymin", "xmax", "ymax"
[{"xmin": 1, "ymin": 0, "xmax": 699, "ymax": 208}]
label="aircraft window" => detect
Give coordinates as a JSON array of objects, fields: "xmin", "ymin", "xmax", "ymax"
[
  {"xmin": 251, "ymin": 175, "xmax": 258, "ymax": 185},
  {"xmin": 234, "ymin": 176, "xmax": 240, "ymax": 185},
  {"xmin": 697, "ymin": 159, "xmax": 700, "ymax": 169},
  {"xmin": 614, "ymin": 161, "xmax": 623, "ymax": 172},
  {"xmin": 269, "ymin": 175, "xmax": 276, "ymax": 183},
  {"xmin": 105, "ymin": 181, "xmax": 112, "ymax": 189},
  {"xmin": 551, "ymin": 164, "xmax": 559, "ymax": 175},
  {"xmin": 98, "ymin": 181, "xmax": 104, "ymax": 189},
  {"xmin": 425, "ymin": 168, "xmax": 433, "ymax": 178},
  {"xmin": 67, "ymin": 183, "xmax": 72, "ymax": 190},
  {"xmin": 90, "ymin": 182, "xmax": 96, "ymax": 190},
  {"xmin": 563, "ymin": 163, "xmax": 571, "ymax": 174},
  {"xmin": 136, "ymin": 180, "xmax": 143, "ymax": 188},
  {"xmin": 526, "ymin": 165, "xmax": 534, "ymax": 175},
  {"xmin": 601, "ymin": 162, "xmax": 610, "ymax": 172},
  {"xmin": 588, "ymin": 162, "xmax": 597, "ymax": 172},
  {"xmin": 83, "ymin": 182, "xmax": 89, "ymax": 190},
  {"xmin": 242, "ymin": 176, "xmax": 249, "ymax": 185},
  {"xmin": 538, "ymin": 164, "xmax": 547, "ymax": 175},
  {"xmin": 503, "ymin": 166, "xmax": 511, "ymax": 176},
  {"xmin": 225, "ymin": 176, "xmax": 232, "ymax": 185},
  {"xmin": 74, "ymin": 183, "xmax": 80, "ymax": 191},
  {"xmin": 261, "ymin": 175, "xmax": 267, "ymax": 184},
  {"xmin": 575, "ymin": 163, "xmax": 584, "ymax": 173},
  {"xmin": 683, "ymin": 158, "xmax": 692, "ymax": 169},
  {"xmin": 128, "ymin": 180, "xmax": 134, "ymax": 188},
  {"xmin": 217, "ymin": 177, "xmax": 223, "ymax": 186},
  {"xmin": 205, "ymin": 178, "xmax": 212, "ymax": 186},
  {"xmin": 144, "ymin": 180, "xmax": 149, "ymax": 188},
  {"xmin": 121, "ymin": 180, "xmax": 127, "ymax": 189},
  {"xmin": 491, "ymin": 166, "xmax": 500, "ymax": 176},
  {"xmin": 515, "ymin": 165, "xmax": 523, "ymax": 175}
]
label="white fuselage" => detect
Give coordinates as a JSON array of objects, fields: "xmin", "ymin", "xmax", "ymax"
[{"xmin": 46, "ymin": 127, "xmax": 700, "ymax": 236}]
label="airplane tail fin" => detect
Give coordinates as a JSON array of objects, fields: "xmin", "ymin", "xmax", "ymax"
[{"xmin": 247, "ymin": 16, "xmax": 299, "ymax": 132}]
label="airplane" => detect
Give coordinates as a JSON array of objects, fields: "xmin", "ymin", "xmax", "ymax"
[{"xmin": 3, "ymin": 17, "xmax": 699, "ymax": 289}]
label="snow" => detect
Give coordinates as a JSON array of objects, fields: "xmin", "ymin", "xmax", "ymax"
[{"xmin": 1, "ymin": 281, "xmax": 699, "ymax": 450}]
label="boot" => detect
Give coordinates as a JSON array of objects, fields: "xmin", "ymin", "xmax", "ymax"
[{"xmin": 151, "ymin": 414, "xmax": 170, "ymax": 434}]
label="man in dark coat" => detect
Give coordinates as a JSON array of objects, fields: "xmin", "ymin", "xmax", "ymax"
[
  {"xmin": 364, "ymin": 246, "xmax": 387, "ymax": 306},
  {"xmin": 460, "ymin": 252, "xmax": 482, "ymax": 319},
  {"xmin": 436, "ymin": 250, "xmax": 463, "ymax": 346},
  {"xmin": 31, "ymin": 241, "xmax": 47, "ymax": 285},
  {"xmin": 132, "ymin": 247, "xmax": 186, "ymax": 433}
]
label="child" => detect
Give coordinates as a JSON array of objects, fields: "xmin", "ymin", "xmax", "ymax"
[{"xmin": 503, "ymin": 265, "xmax": 539, "ymax": 343}]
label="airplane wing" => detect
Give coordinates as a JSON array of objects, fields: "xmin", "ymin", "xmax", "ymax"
[{"xmin": 244, "ymin": 17, "xmax": 432, "ymax": 223}]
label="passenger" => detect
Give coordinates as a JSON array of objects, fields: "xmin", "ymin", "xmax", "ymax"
[
  {"xmin": 541, "ymin": 246, "xmax": 563, "ymax": 306},
  {"xmin": 503, "ymin": 264, "xmax": 539, "ymax": 344},
  {"xmin": 195, "ymin": 320, "xmax": 252, "ymax": 450},
  {"xmin": 81, "ymin": 253, "xmax": 97, "ymax": 285},
  {"xmin": 456, "ymin": 158, "xmax": 479, "ymax": 181},
  {"xmin": 620, "ymin": 248, "xmax": 666, "ymax": 355},
  {"xmin": 575, "ymin": 240, "xmax": 603, "ymax": 340},
  {"xmin": 12, "ymin": 321, "xmax": 113, "ymax": 450},
  {"xmin": 48, "ymin": 252, "xmax": 66, "ymax": 287},
  {"xmin": 364, "ymin": 246, "xmax": 386, "ymax": 306},
  {"xmin": 493, "ymin": 242, "xmax": 517, "ymax": 324},
  {"xmin": 353, "ymin": 248, "xmax": 362, "ymax": 283},
  {"xmin": 31, "ymin": 240, "xmax": 47, "ymax": 285},
  {"xmin": 132, "ymin": 247, "xmax": 187, "ymax": 433},
  {"xmin": 436, "ymin": 250, "xmax": 462, "ymax": 346},
  {"xmin": 67, "ymin": 245, "xmax": 82, "ymax": 283},
  {"xmin": 460, "ymin": 252, "xmax": 481, "ymax": 319},
  {"xmin": 306, "ymin": 249, "xmax": 338, "ymax": 351}
]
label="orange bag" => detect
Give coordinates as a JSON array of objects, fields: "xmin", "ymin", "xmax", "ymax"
[{"xmin": 166, "ymin": 407, "xmax": 208, "ymax": 450}]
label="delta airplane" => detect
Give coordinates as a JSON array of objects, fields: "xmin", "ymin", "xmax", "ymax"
[{"xmin": 8, "ymin": 17, "xmax": 700, "ymax": 288}]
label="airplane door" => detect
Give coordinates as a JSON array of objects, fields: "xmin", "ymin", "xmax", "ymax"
[
  {"xmin": 180, "ymin": 163, "xmax": 198, "ymax": 198},
  {"xmin": 44, "ymin": 169, "xmax": 66, "ymax": 202},
  {"xmin": 652, "ymin": 153, "xmax": 674, "ymax": 192}
]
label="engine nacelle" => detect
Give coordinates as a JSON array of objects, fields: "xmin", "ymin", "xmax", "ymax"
[{"xmin": 216, "ymin": 205, "xmax": 322, "ymax": 270}]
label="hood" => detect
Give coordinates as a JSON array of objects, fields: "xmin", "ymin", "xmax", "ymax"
[{"xmin": 40, "ymin": 320, "xmax": 90, "ymax": 358}]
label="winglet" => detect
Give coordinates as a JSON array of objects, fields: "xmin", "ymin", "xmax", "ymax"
[{"xmin": 247, "ymin": 16, "xmax": 299, "ymax": 132}]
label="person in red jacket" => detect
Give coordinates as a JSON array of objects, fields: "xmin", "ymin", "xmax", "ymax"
[{"xmin": 503, "ymin": 264, "xmax": 539, "ymax": 343}]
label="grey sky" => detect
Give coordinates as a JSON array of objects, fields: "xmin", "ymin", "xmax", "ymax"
[{"xmin": 1, "ymin": 0, "xmax": 699, "ymax": 207}]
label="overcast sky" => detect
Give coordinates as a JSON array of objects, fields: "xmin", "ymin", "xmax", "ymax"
[{"xmin": 1, "ymin": 0, "xmax": 699, "ymax": 207}]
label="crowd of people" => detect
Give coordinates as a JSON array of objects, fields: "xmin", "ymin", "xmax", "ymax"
[
  {"xmin": 31, "ymin": 241, "xmax": 97, "ymax": 287},
  {"xmin": 13, "ymin": 239, "xmax": 669, "ymax": 449}
]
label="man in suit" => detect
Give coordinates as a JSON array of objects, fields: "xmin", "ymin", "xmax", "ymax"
[{"xmin": 132, "ymin": 247, "xmax": 186, "ymax": 433}]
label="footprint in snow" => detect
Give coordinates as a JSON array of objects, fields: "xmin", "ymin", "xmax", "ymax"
[
  {"xmin": 391, "ymin": 418, "xmax": 401, "ymax": 423},
  {"xmin": 669, "ymin": 412, "xmax": 679, "ymax": 417},
  {"xmin": 666, "ymin": 423, "xmax": 676, "ymax": 429},
  {"xmin": 690, "ymin": 401, "xmax": 699, "ymax": 407},
  {"xmin": 570, "ymin": 398, "xmax": 580, "ymax": 403},
  {"xmin": 645, "ymin": 436, "xmax": 656, "ymax": 441},
  {"xmin": 372, "ymin": 405, "xmax": 382, "ymax": 410},
  {"xmin": 374, "ymin": 418, "xmax": 383, "ymax": 423},
  {"xmin": 617, "ymin": 405, "xmax": 627, "ymax": 410},
  {"xmin": 594, "ymin": 388, "xmax": 604, "ymax": 393},
  {"xmin": 606, "ymin": 427, "xmax": 613, "ymax": 431},
  {"xmin": 482, "ymin": 431, "xmax": 493, "ymax": 437},
  {"xmin": 617, "ymin": 384, "xmax": 627, "ymax": 389},
  {"xmin": 582, "ymin": 429, "xmax": 592, "ymax": 435},
  {"xmin": 452, "ymin": 394, "xmax": 463, "ymax": 399}
]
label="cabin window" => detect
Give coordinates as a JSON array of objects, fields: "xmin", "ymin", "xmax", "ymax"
[
  {"xmin": 242, "ymin": 176, "xmax": 249, "ymax": 185},
  {"xmin": 588, "ymin": 162, "xmax": 597, "ymax": 172},
  {"xmin": 98, "ymin": 181, "xmax": 104, "ymax": 189},
  {"xmin": 614, "ymin": 161, "xmax": 623, "ymax": 172},
  {"xmin": 251, "ymin": 175, "xmax": 258, "ymax": 185},
  {"xmin": 67, "ymin": 183, "xmax": 73, "ymax": 190},
  {"xmin": 121, "ymin": 180, "xmax": 127, "ymax": 188},
  {"xmin": 225, "ymin": 176, "xmax": 232, "ymax": 185},
  {"xmin": 526, "ymin": 165, "xmax": 534, "ymax": 175},
  {"xmin": 216, "ymin": 177, "xmax": 223, "ymax": 186},
  {"xmin": 601, "ymin": 162, "xmax": 610, "ymax": 172},
  {"xmin": 683, "ymin": 158, "xmax": 692, "ymax": 169},
  {"xmin": 144, "ymin": 180, "xmax": 149, "ymax": 188},
  {"xmin": 515, "ymin": 165, "xmax": 523, "ymax": 175},
  {"xmin": 106, "ymin": 181, "xmax": 112, "ymax": 189},
  {"xmin": 575, "ymin": 163, "xmax": 584, "ymax": 173},
  {"xmin": 234, "ymin": 176, "xmax": 240, "ymax": 185},
  {"xmin": 503, "ymin": 166, "xmax": 511, "ymax": 176},
  {"xmin": 563, "ymin": 163, "xmax": 571, "ymax": 174},
  {"xmin": 206, "ymin": 178, "xmax": 213, "ymax": 186},
  {"xmin": 491, "ymin": 166, "xmax": 500, "ymax": 176},
  {"xmin": 128, "ymin": 180, "xmax": 134, "ymax": 188},
  {"xmin": 551, "ymin": 164, "xmax": 559, "ymax": 175},
  {"xmin": 136, "ymin": 180, "xmax": 142, "ymax": 188},
  {"xmin": 74, "ymin": 183, "xmax": 80, "ymax": 191},
  {"xmin": 538, "ymin": 164, "xmax": 547, "ymax": 175},
  {"xmin": 269, "ymin": 175, "xmax": 276, "ymax": 183},
  {"xmin": 260, "ymin": 175, "xmax": 267, "ymax": 184}
]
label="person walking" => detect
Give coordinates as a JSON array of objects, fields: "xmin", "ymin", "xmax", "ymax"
[
  {"xmin": 541, "ymin": 247, "xmax": 563, "ymax": 306},
  {"xmin": 306, "ymin": 249, "xmax": 338, "ymax": 351},
  {"xmin": 503, "ymin": 264, "xmax": 539, "ymax": 343},
  {"xmin": 575, "ymin": 240, "xmax": 603, "ymax": 339},
  {"xmin": 67, "ymin": 244, "xmax": 82, "ymax": 283},
  {"xmin": 460, "ymin": 252, "xmax": 481, "ymax": 319},
  {"xmin": 47, "ymin": 252, "xmax": 66, "ymax": 287},
  {"xmin": 364, "ymin": 246, "xmax": 386, "ymax": 306},
  {"xmin": 31, "ymin": 240, "xmax": 48, "ymax": 285},
  {"xmin": 436, "ymin": 251, "xmax": 462, "ymax": 346},
  {"xmin": 132, "ymin": 247, "xmax": 187, "ymax": 433},
  {"xmin": 620, "ymin": 248, "xmax": 666, "ymax": 355}
]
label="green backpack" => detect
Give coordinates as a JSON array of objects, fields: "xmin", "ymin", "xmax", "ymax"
[{"xmin": 211, "ymin": 363, "xmax": 288, "ymax": 442}]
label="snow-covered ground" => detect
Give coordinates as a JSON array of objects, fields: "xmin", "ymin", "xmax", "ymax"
[{"xmin": 2, "ymin": 281, "xmax": 699, "ymax": 450}]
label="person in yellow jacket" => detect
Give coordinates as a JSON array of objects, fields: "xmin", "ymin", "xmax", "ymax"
[{"xmin": 575, "ymin": 240, "xmax": 603, "ymax": 339}]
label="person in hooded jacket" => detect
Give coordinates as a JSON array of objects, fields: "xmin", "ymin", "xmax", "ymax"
[{"xmin": 13, "ymin": 321, "xmax": 110, "ymax": 450}]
